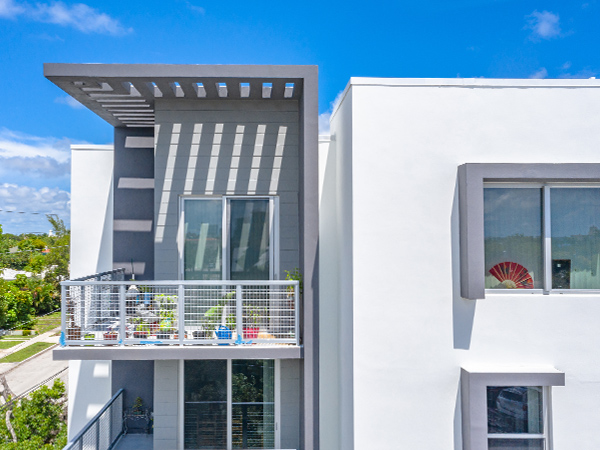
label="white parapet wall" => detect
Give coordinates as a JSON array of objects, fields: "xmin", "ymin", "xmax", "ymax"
[
  {"xmin": 322, "ymin": 78, "xmax": 600, "ymax": 449},
  {"xmin": 70, "ymin": 144, "xmax": 114, "ymax": 279}
]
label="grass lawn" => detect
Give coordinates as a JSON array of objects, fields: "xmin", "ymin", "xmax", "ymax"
[
  {"xmin": 34, "ymin": 311, "xmax": 61, "ymax": 335},
  {"xmin": 0, "ymin": 341, "xmax": 21, "ymax": 350},
  {"xmin": 0, "ymin": 342, "xmax": 54, "ymax": 363}
]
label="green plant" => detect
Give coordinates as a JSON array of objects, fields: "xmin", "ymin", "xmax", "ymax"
[
  {"xmin": 136, "ymin": 323, "xmax": 150, "ymax": 333},
  {"xmin": 132, "ymin": 397, "xmax": 144, "ymax": 414},
  {"xmin": 285, "ymin": 268, "xmax": 303, "ymax": 296},
  {"xmin": 204, "ymin": 291, "xmax": 236, "ymax": 330}
]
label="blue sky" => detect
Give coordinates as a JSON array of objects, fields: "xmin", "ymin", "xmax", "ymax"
[{"xmin": 0, "ymin": 0, "xmax": 598, "ymax": 233}]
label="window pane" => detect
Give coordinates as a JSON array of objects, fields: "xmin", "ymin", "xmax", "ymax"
[
  {"xmin": 551, "ymin": 188, "xmax": 600, "ymax": 289},
  {"xmin": 487, "ymin": 387, "xmax": 543, "ymax": 434},
  {"xmin": 484, "ymin": 188, "xmax": 543, "ymax": 289},
  {"xmin": 230, "ymin": 200, "xmax": 270, "ymax": 280},
  {"xmin": 184, "ymin": 200, "xmax": 223, "ymax": 280},
  {"xmin": 232, "ymin": 360, "xmax": 275, "ymax": 449},
  {"xmin": 488, "ymin": 439, "xmax": 545, "ymax": 449},
  {"xmin": 185, "ymin": 361, "xmax": 227, "ymax": 449}
]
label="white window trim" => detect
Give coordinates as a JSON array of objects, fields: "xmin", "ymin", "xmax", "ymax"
[
  {"xmin": 484, "ymin": 182, "xmax": 600, "ymax": 295},
  {"xmin": 461, "ymin": 367, "xmax": 564, "ymax": 450},
  {"xmin": 179, "ymin": 195, "xmax": 280, "ymax": 281}
]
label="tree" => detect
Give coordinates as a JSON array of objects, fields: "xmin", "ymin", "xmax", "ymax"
[{"xmin": 0, "ymin": 380, "xmax": 67, "ymax": 449}]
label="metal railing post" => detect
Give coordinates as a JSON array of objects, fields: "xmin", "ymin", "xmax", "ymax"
[
  {"xmin": 178, "ymin": 283, "xmax": 185, "ymax": 345},
  {"xmin": 236, "ymin": 284, "xmax": 243, "ymax": 340},
  {"xmin": 294, "ymin": 282, "xmax": 300, "ymax": 346},
  {"xmin": 119, "ymin": 285, "xmax": 126, "ymax": 345},
  {"xmin": 61, "ymin": 284, "xmax": 67, "ymax": 343}
]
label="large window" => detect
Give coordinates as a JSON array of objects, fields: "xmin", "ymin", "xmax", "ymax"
[
  {"xmin": 185, "ymin": 360, "xmax": 276, "ymax": 450},
  {"xmin": 484, "ymin": 185, "xmax": 600, "ymax": 292},
  {"xmin": 182, "ymin": 197, "xmax": 278, "ymax": 281}
]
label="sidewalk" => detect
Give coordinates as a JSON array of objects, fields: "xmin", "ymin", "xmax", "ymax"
[{"xmin": 0, "ymin": 327, "xmax": 61, "ymax": 361}]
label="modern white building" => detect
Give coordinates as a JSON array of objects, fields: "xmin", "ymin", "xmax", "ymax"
[
  {"xmin": 48, "ymin": 63, "xmax": 600, "ymax": 450},
  {"xmin": 319, "ymin": 77, "xmax": 600, "ymax": 450}
]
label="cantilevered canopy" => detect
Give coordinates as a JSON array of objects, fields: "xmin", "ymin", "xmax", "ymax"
[{"xmin": 44, "ymin": 63, "xmax": 308, "ymax": 128}]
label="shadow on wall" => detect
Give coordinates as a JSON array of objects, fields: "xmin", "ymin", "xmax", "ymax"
[{"xmin": 451, "ymin": 176, "xmax": 476, "ymax": 350}]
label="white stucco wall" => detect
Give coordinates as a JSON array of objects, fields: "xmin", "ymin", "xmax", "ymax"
[
  {"xmin": 323, "ymin": 78, "xmax": 600, "ymax": 449},
  {"xmin": 67, "ymin": 360, "xmax": 112, "ymax": 440},
  {"xmin": 70, "ymin": 144, "xmax": 114, "ymax": 278}
]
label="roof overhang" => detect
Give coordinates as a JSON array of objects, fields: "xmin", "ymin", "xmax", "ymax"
[{"xmin": 44, "ymin": 63, "xmax": 315, "ymax": 128}]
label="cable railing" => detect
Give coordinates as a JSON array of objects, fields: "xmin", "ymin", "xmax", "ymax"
[
  {"xmin": 63, "ymin": 389, "xmax": 124, "ymax": 450},
  {"xmin": 60, "ymin": 279, "xmax": 300, "ymax": 347}
]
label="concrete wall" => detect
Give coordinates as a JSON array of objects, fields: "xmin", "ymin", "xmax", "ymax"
[
  {"xmin": 70, "ymin": 145, "xmax": 114, "ymax": 279},
  {"xmin": 324, "ymin": 78, "xmax": 600, "ymax": 449},
  {"xmin": 153, "ymin": 99, "xmax": 300, "ymax": 279},
  {"xmin": 67, "ymin": 360, "xmax": 112, "ymax": 440},
  {"xmin": 153, "ymin": 360, "xmax": 180, "ymax": 450},
  {"xmin": 113, "ymin": 128, "xmax": 155, "ymax": 280}
]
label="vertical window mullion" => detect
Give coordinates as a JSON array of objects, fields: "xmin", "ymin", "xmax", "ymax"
[
  {"xmin": 223, "ymin": 197, "xmax": 229, "ymax": 280},
  {"xmin": 543, "ymin": 186, "xmax": 552, "ymax": 294},
  {"xmin": 227, "ymin": 359, "xmax": 232, "ymax": 450}
]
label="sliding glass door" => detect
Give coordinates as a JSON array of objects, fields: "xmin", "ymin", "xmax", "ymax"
[
  {"xmin": 185, "ymin": 360, "xmax": 276, "ymax": 450},
  {"xmin": 182, "ymin": 197, "xmax": 277, "ymax": 281}
]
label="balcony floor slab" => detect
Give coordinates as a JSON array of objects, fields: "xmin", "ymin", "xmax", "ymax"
[{"xmin": 53, "ymin": 344, "xmax": 302, "ymax": 360}]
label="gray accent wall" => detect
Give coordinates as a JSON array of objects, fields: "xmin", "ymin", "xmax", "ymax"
[
  {"xmin": 113, "ymin": 127, "xmax": 155, "ymax": 280},
  {"xmin": 112, "ymin": 360, "xmax": 154, "ymax": 432},
  {"xmin": 153, "ymin": 99, "xmax": 300, "ymax": 280}
]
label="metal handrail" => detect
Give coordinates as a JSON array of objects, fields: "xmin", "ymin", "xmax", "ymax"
[
  {"xmin": 63, "ymin": 389, "xmax": 124, "ymax": 450},
  {"xmin": 61, "ymin": 279, "xmax": 300, "ymax": 347},
  {"xmin": 62, "ymin": 279, "xmax": 298, "ymax": 286}
]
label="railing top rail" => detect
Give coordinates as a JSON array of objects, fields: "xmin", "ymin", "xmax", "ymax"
[
  {"xmin": 63, "ymin": 388, "xmax": 124, "ymax": 450},
  {"xmin": 62, "ymin": 279, "xmax": 300, "ymax": 287}
]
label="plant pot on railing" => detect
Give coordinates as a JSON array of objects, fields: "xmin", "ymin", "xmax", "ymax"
[
  {"xmin": 216, "ymin": 325, "xmax": 231, "ymax": 344},
  {"xmin": 103, "ymin": 331, "xmax": 118, "ymax": 340},
  {"xmin": 67, "ymin": 326, "xmax": 82, "ymax": 341},
  {"xmin": 243, "ymin": 327, "xmax": 260, "ymax": 339},
  {"xmin": 192, "ymin": 327, "xmax": 212, "ymax": 339}
]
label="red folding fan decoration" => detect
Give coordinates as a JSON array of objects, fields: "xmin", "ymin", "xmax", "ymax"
[{"xmin": 489, "ymin": 262, "xmax": 534, "ymax": 289}]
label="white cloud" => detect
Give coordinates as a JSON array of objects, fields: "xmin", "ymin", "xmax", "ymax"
[
  {"xmin": 186, "ymin": 2, "xmax": 205, "ymax": 14},
  {"xmin": 559, "ymin": 68, "xmax": 598, "ymax": 79},
  {"xmin": 529, "ymin": 67, "xmax": 548, "ymax": 79},
  {"xmin": 525, "ymin": 10, "xmax": 561, "ymax": 40},
  {"xmin": 318, "ymin": 89, "xmax": 346, "ymax": 135},
  {"xmin": 0, "ymin": 128, "xmax": 72, "ymax": 163},
  {"xmin": 0, "ymin": 0, "xmax": 24, "ymax": 17},
  {"xmin": 318, "ymin": 112, "xmax": 331, "ymax": 135},
  {"xmin": 55, "ymin": 95, "xmax": 85, "ymax": 109},
  {"xmin": 562, "ymin": 61, "xmax": 572, "ymax": 70},
  {"xmin": 0, "ymin": 183, "xmax": 70, "ymax": 234},
  {"xmin": 0, "ymin": 155, "xmax": 70, "ymax": 178},
  {"xmin": 0, "ymin": 0, "xmax": 132, "ymax": 35}
]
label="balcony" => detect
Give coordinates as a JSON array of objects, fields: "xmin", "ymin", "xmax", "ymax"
[{"xmin": 60, "ymin": 270, "xmax": 300, "ymax": 349}]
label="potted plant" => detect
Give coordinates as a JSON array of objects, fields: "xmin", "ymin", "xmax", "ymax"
[
  {"xmin": 243, "ymin": 306, "xmax": 263, "ymax": 339},
  {"xmin": 156, "ymin": 319, "xmax": 173, "ymax": 339},
  {"xmin": 103, "ymin": 330, "xmax": 118, "ymax": 340},
  {"xmin": 133, "ymin": 323, "xmax": 149, "ymax": 339}
]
